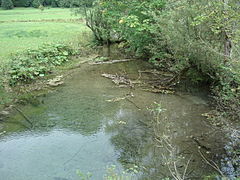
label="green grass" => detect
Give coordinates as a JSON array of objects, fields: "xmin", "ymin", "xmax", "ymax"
[
  {"xmin": 0, "ymin": 8, "xmax": 81, "ymax": 22},
  {"xmin": 0, "ymin": 8, "xmax": 89, "ymax": 62}
]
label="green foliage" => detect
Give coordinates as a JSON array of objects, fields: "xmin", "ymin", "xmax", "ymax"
[
  {"xmin": 104, "ymin": 165, "xmax": 137, "ymax": 180},
  {"xmin": 1, "ymin": 0, "xmax": 14, "ymax": 9},
  {"xmin": 212, "ymin": 63, "xmax": 240, "ymax": 120},
  {"xmin": 32, "ymin": 0, "xmax": 42, "ymax": 8},
  {"xmin": 87, "ymin": 0, "xmax": 240, "ymax": 124},
  {"xmin": 0, "ymin": 0, "xmax": 94, "ymax": 8},
  {"xmin": 50, "ymin": 0, "xmax": 57, "ymax": 7},
  {"xmin": 76, "ymin": 170, "xmax": 92, "ymax": 180},
  {"xmin": 0, "ymin": 8, "xmax": 88, "ymax": 61},
  {"xmin": 8, "ymin": 43, "xmax": 75, "ymax": 85}
]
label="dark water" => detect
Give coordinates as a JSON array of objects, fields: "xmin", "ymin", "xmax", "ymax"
[{"xmin": 0, "ymin": 60, "xmax": 223, "ymax": 180}]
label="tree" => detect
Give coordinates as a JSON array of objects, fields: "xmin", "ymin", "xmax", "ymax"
[
  {"xmin": 192, "ymin": 0, "xmax": 240, "ymax": 63},
  {"xmin": 32, "ymin": 0, "xmax": 42, "ymax": 8},
  {"xmin": 1, "ymin": 0, "xmax": 14, "ymax": 9}
]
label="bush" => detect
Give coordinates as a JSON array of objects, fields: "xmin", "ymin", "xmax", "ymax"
[
  {"xmin": 1, "ymin": 0, "xmax": 14, "ymax": 9},
  {"xmin": 32, "ymin": 0, "xmax": 42, "ymax": 8},
  {"xmin": 50, "ymin": 0, "xmax": 58, "ymax": 7},
  {"xmin": 8, "ymin": 43, "xmax": 75, "ymax": 85},
  {"xmin": 13, "ymin": 0, "xmax": 32, "ymax": 7},
  {"xmin": 85, "ymin": 0, "xmax": 240, "ymax": 122}
]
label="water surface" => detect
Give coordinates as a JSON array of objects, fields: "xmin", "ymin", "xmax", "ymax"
[{"xmin": 0, "ymin": 60, "xmax": 223, "ymax": 179}]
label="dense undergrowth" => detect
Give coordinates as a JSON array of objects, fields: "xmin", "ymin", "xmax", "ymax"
[
  {"xmin": 0, "ymin": 43, "xmax": 77, "ymax": 105},
  {"xmin": 8, "ymin": 44, "xmax": 75, "ymax": 85},
  {"xmin": 81, "ymin": 0, "xmax": 240, "ymax": 122}
]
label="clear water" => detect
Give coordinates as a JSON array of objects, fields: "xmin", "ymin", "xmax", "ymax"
[{"xmin": 0, "ymin": 61, "xmax": 223, "ymax": 180}]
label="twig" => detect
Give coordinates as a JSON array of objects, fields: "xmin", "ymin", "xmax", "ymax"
[
  {"xmin": 198, "ymin": 150, "xmax": 224, "ymax": 176},
  {"xmin": 182, "ymin": 156, "xmax": 192, "ymax": 179},
  {"xmin": 13, "ymin": 107, "xmax": 33, "ymax": 128},
  {"xmin": 162, "ymin": 154, "xmax": 179, "ymax": 180},
  {"xmin": 126, "ymin": 98, "xmax": 141, "ymax": 110}
]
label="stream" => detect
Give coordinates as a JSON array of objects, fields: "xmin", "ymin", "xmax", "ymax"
[{"xmin": 0, "ymin": 60, "xmax": 225, "ymax": 180}]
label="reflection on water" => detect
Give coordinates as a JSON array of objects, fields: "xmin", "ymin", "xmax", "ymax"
[{"xmin": 0, "ymin": 61, "xmax": 223, "ymax": 179}]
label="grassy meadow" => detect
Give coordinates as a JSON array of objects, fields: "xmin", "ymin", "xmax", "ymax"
[{"xmin": 0, "ymin": 8, "xmax": 89, "ymax": 62}]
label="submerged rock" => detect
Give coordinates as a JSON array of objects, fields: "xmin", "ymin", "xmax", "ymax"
[{"xmin": 220, "ymin": 131, "xmax": 240, "ymax": 179}]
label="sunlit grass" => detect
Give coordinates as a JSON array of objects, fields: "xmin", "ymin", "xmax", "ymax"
[
  {"xmin": 0, "ymin": 8, "xmax": 81, "ymax": 22},
  {"xmin": 0, "ymin": 8, "xmax": 89, "ymax": 63}
]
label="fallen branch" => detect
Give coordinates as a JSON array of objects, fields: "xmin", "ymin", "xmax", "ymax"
[
  {"xmin": 192, "ymin": 136, "xmax": 211, "ymax": 151},
  {"xmin": 89, "ymin": 59, "xmax": 133, "ymax": 65},
  {"xmin": 142, "ymin": 88, "xmax": 174, "ymax": 94},
  {"xmin": 102, "ymin": 73, "xmax": 134, "ymax": 88},
  {"xmin": 139, "ymin": 70, "xmax": 173, "ymax": 77},
  {"xmin": 106, "ymin": 93, "xmax": 134, "ymax": 102},
  {"xmin": 126, "ymin": 98, "xmax": 141, "ymax": 110}
]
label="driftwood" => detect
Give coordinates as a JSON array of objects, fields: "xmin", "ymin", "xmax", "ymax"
[
  {"xmin": 102, "ymin": 73, "xmax": 134, "ymax": 88},
  {"xmin": 102, "ymin": 66, "xmax": 181, "ymax": 94},
  {"xmin": 138, "ymin": 68, "xmax": 190, "ymax": 88},
  {"xmin": 138, "ymin": 70, "xmax": 173, "ymax": 77},
  {"xmin": 142, "ymin": 88, "xmax": 174, "ymax": 94},
  {"xmin": 90, "ymin": 59, "xmax": 133, "ymax": 65},
  {"xmin": 106, "ymin": 92, "xmax": 134, "ymax": 102},
  {"xmin": 102, "ymin": 71, "xmax": 176, "ymax": 94}
]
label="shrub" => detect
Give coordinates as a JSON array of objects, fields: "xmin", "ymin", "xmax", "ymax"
[
  {"xmin": 8, "ymin": 43, "xmax": 75, "ymax": 85},
  {"xmin": 1, "ymin": 0, "xmax": 14, "ymax": 9},
  {"xmin": 32, "ymin": 0, "xmax": 42, "ymax": 8}
]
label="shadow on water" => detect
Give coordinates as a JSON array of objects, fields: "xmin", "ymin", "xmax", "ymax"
[{"xmin": 0, "ymin": 59, "xmax": 225, "ymax": 180}]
